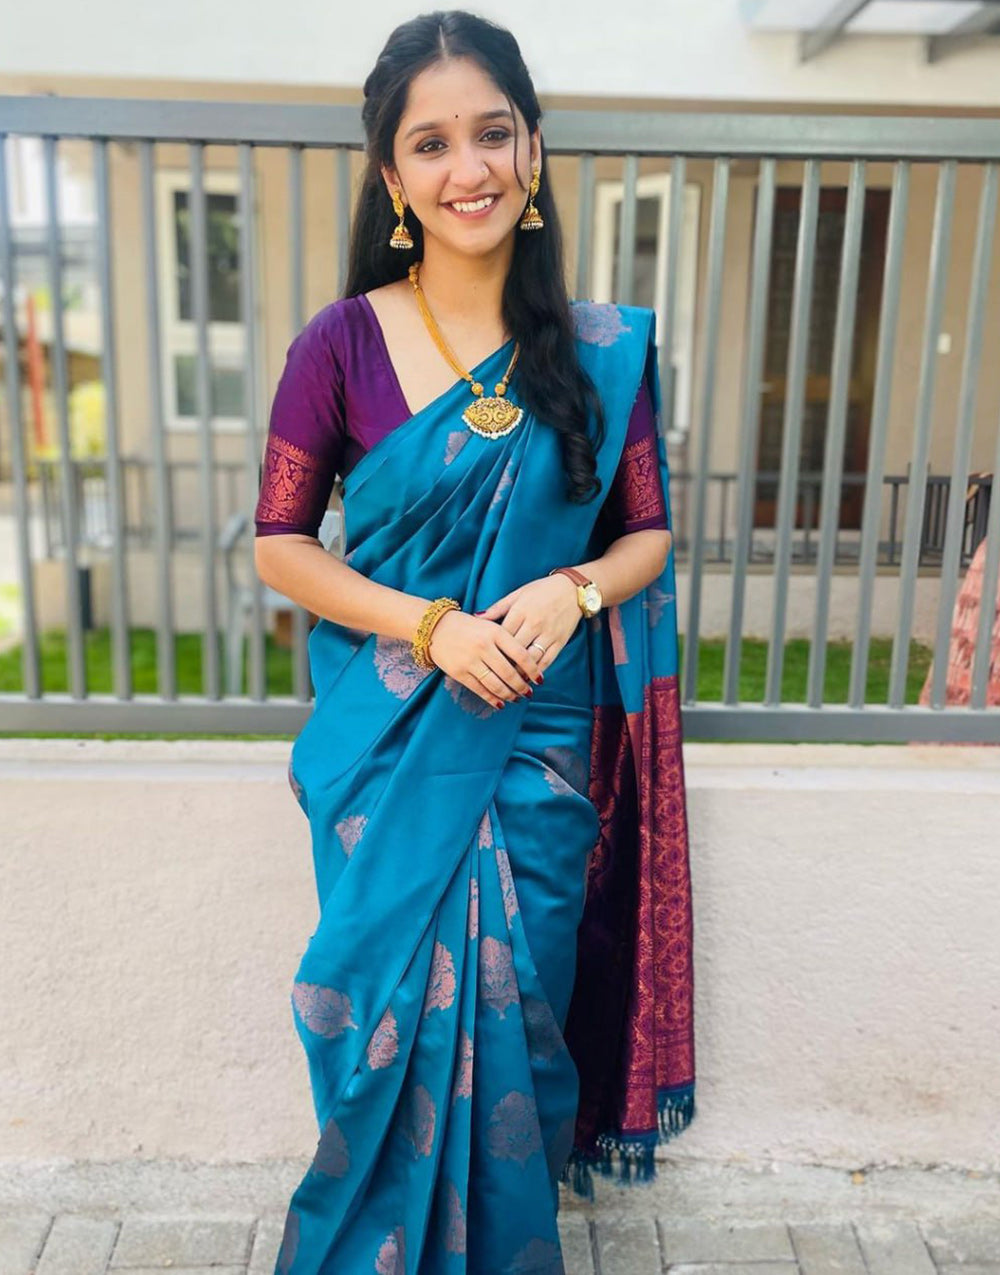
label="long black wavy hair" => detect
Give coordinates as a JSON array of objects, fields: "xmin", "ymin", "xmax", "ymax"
[{"xmin": 342, "ymin": 9, "xmax": 606, "ymax": 506}]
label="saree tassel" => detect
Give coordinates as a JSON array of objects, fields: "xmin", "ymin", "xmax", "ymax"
[
  {"xmin": 558, "ymin": 1152, "xmax": 596, "ymax": 1203},
  {"xmin": 559, "ymin": 1084, "xmax": 698, "ymax": 1201},
  {"xmin": 604, "ymin": 1133, "xmax": 658, "ymax": 1188},
  {"xmin": 639, "ymin": 1142, "xmax": 657, "ymax": 1182},
  {"xmin": 574, "ymin": 1158, "xmax": 596, "ymax": 1202},
  {"xmin": 658, "ymin": 1081, "xmax": 697, "ymax": 1138}
]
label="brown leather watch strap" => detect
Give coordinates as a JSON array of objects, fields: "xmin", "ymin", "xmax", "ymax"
[{"xmin": 548, "ymin": 566, "xmax": 589, "ymax": 587}]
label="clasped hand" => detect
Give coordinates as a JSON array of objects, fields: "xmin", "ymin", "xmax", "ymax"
[{"xmin": 426, "ymin": 573, "xmax": 584, "ymax": 710}]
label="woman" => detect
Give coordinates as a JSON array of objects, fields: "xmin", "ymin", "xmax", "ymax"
[
  {"xmin": 917, "ymin": 481, "xmax": 1000, "ymax": 721},
  {"xmin": 254, "ymin": 11, "xmax": 696, "ymax": 1272}
]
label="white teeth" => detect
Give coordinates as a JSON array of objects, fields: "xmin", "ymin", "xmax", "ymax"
[{"xmin": 450, "ymin": 196, "xmax": 496, "ymax": 213}]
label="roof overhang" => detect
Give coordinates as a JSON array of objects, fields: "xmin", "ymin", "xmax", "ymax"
[{"xmin": 741, "ymin": 0, "xmax": 1000, "ymax": 63}]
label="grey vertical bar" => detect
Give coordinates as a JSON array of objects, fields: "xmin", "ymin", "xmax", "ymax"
[
  {"xmin": 93, "ymin": 138, "xmax": 132, "ymax": 700},
  {"xmin": 931, "ymin": 163, "xmax": 997, "ymax": 708},
  {"xmin": 659, "ymin": 155, "xmax": 686, "ymax": 440},
  {"xmin": 335, "ymin": 146, "xmax": 351, "ymax": 297},
  {"xmin": 724, "ymin": 158, "xmax": 777, "ymax": 705},
  {"xmin": 189, "ymin": 143, "xmax": 221, "ymax": 699},
  {"xmin": 765, "ymin": 161, "xmax": 820, "ymax": 706},
  {"xmin": 574, "ymin": 153, "xmax": 595, "ymax": 301},
  {"xmin": 682, "ymin": 158, "xmax": 729, "ymax": 705},
  {"xmin": 139, "ymin": 140, "xmax": 176, "ymax": 700},
  {"xmin": 0, "ymin": 133, "xmax": 41, "ymax": 698},
  {"xmin": 850, "ymin": 161, "xmax": 909, "ymax": 709},
  {"xmin": 616, "ymin": 153, "xmax": 638, "ymax": 306},
  {"xmin": 239, "ymin": 144, "xmax": 266, "ymax": 702},
  {"xmin": 43, "ymin": 134, "xmax": 86, "ymax": 698},
  {"xmin": 888, "ymin": 160, "xmax": 957, "ymax": 708},
  {"xmin": 808, "ymin": 160, "xmax": 866, "ymax": 708},
  {"xmin": 288, "ymin": 144, "xmax": 310, "ymax": 701}
]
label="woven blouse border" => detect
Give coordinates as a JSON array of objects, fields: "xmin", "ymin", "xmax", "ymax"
[
  {"xmin": 616, "ymin": 426, "xmax": 668, "ymax": 532},
  {"xmin": 255, "ymin": 431, "xmax": 330, "ymax": 535}
]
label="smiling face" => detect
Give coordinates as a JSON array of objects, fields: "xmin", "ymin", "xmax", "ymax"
[{"xmin": 381, "ymin": 56, "xmax": 541, "ymax": 259}]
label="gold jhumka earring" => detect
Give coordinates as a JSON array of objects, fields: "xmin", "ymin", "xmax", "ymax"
[
  {"xmin": 388, "ymin": 188, "xmax": 414, "ymax": 250},
  {"xmin": 519, "ymin": 167, "xmax": 544, "ymax": 231}
]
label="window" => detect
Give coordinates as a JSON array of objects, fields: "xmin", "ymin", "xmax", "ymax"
[
  {"xmin": 155, "ymin": 169, "xmax": 249, "ymax": 432},
  {"xmin": 592, "ymin": 171, "xmax": 700, "ymax": 438}
]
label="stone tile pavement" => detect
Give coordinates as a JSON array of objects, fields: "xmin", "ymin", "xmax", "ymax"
[
  {"xmin": 3, "ymin": 1212, "xmax": 1000, "ymax": 1273},
  {"xmin": 2, "ymin": 1160, "xmax": 998, "ymax": 1274}
]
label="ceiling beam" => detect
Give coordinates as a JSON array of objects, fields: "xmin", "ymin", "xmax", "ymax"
[
  {"xmin": 799, "ymin": 0, "xmax": 872, "ymax": 62},
  {"xmin": 926, "ymin": 4, "xmax": 1000, "ymax": 63}
]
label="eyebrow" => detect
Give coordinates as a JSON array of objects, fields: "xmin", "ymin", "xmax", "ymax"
[{"xmin": 403, "ymin": 109, "xmax": 514, "ymax": 142}]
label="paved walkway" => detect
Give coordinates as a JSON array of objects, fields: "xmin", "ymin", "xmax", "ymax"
[
  {"xmin": 2, "ymin": 1211, "xmax": 999, "ymax": 1273},
  {"xmin": 3, "ymin": 1159, "xmax": 998, "ymax": 1274}
]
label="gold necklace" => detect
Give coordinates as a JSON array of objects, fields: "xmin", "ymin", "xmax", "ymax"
[{"xmin": 407, "ymin": 261, "xmax": 524, "ymax": 439}]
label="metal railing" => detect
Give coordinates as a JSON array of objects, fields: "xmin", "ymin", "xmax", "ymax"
[
  {"xmin": 1, "ymin": 96, "xmax": 999, "ymax": 740},
  {"xmin": 36, "ymin": 456, "xmax": 251, "ymax": 555},
  {"xmin": 32, "ymin": 456, "xmax": 992, "ymax": 572}
]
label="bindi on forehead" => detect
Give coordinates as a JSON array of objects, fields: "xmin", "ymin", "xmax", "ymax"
[{"xmin": 402, "ymin": 107, "xmax": 514, "ymax": 142}]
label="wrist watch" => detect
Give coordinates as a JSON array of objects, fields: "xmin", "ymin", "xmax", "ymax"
[{"xmin": 548, "ymin": 566, "xmax": 604, "ymax": 618}]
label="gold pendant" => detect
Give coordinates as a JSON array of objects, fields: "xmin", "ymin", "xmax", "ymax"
[{"xmin": 462, "ymin": 395, "xmax": 524, "ymax": 438}]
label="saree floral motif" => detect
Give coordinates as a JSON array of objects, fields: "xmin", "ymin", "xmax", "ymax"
[{"xmin": 274, "ymin": 300, "xmax": 695, "ymax": 1274}]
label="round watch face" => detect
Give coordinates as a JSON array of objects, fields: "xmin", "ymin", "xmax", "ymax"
[{"xmin": 582, "ymin": 584, "xmax": 602, "ymax": 613}]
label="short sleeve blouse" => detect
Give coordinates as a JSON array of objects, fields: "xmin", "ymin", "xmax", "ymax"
[{"xmin": 254, "ymin": 297, "xmax": 668, "ymax": 541}]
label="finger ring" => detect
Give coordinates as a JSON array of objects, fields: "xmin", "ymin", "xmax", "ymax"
[{"xmin": 528, "ymin": 640, "xmax": 546, "ymax": 655}]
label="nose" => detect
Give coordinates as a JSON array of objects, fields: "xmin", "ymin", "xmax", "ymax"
[{"xmin": 449, "ymin": 144, "xmax": 491, "ymax": 191}]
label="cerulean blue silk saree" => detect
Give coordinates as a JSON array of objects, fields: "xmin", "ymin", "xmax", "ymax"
[{"xmin": 277, "ymin": 301, "xmax": 695, "ymax": 1274}]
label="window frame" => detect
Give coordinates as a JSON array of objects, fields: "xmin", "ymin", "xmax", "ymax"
[
  {"xmin": 154, "ymin": 167, "xmax": 250, "ymax": 435},
  {"xmin": 592, "ymin": 170, "xmax": 700, "ymax": 440}
]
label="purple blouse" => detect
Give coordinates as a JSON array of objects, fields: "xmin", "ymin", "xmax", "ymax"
[{"xmin": 254, "ymin": 294, "xmax": 668, "ymax": 541}]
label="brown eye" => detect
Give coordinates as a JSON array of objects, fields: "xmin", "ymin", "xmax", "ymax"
[{"xmin": 417, "ymin": 128, "xmax": 510, "ymax": 154}]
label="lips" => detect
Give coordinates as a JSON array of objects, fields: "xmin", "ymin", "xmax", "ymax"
[
  {"xmin": 441, "ymin": 192, "xmax": 500, "ymax": 215},
  {"xmin": 444, "ymin": 194, "xmax": 499, "ymax": 205}
]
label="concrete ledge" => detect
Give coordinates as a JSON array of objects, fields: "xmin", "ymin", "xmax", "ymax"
[
  {"xmin": 3, "ymin": 737, "xmax": 1000, "ymax": 781},
  {"xmin": 3, "ymin": 741, "xmax": 999, "ymax": 1181}
]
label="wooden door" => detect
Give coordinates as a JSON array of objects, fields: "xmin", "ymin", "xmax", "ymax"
[{"xmin": 754, "ymin": 184, "xmax": 889, "ymax": 532}]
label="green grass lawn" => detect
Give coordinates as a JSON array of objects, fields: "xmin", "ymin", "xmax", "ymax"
[
  {"xmin": 0, "ymin": 625, "xmax": 934, "ymax": 740},
  {"xmin": 0, "ymin": 583, "xmax": 20, "ymax": 641}
]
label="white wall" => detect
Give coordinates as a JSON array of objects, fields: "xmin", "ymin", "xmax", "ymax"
[
  {"xmin": 2, "ymin": 738, "xmax": 998, "ymax": 1180},
  {"xmin": 5, "ymin": 0, "xmax": 1000, "ymax": 106}
]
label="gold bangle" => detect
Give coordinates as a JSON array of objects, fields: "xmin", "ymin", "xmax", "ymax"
[
  {"xmin": 412, "ymin": 597, "xmax": 460, "ymax": 670},
  {"xmin": 413, "ymin": 597, "xmax": 459, "ymax": 669}
]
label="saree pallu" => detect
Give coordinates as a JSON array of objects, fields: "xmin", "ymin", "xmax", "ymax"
[{"xmin": 276, "ymin": 302, "xmax": 696, "ymax": 1275}]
